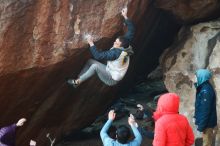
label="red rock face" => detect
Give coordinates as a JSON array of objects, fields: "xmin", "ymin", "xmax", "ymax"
[
  {"xmin": 155, "ymin": 0, "xmax": 220, "ymax": 23},
  {"xmin": 1, "ymin": 0, "xmax": 219, "ymax": 145},
  {"xmin": 0, "ymin": 0, "xmax": 150, "ymax": 145}
]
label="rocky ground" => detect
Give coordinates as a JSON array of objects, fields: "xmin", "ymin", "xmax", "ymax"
[
  {"xmin": 55, "ymin": 78, "xmax": 207, "ymax": 146},
  {"xmin": 56, "ymin": 79, "xmax": 167, "ymax": 146}
]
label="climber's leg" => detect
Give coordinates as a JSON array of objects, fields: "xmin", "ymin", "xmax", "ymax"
[
  {"xmin": 78, "ymin": 59, "xmax": 98, "ymax": 77},
  {"xmin": 67, "ymin": 59, "xmax": 117, "ymax": 87},
  {"xmin": 67, "ymin": 59, "xmax": 98, "ymax": 88},
  {"xmin": 79, "ymin": 60, "xmax": 117, "ymax": 86}
]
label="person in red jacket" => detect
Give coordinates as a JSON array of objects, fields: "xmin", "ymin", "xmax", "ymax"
[{"xmin": 153, "ymin": 93, "xmax": 194, "ymax": 146}]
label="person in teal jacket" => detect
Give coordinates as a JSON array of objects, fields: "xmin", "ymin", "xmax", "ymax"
[
  {"xmin": 193, "ymin": 69, "xmax": 217, "ymax": 146},
  {"xmin": 100, "ymin": 110, "xmax": 142, "ymax": 146}
]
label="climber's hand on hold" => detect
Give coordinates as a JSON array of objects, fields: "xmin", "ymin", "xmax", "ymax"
[
  {"xmin": 121, "ymin": 7, "xmax": 128, "ymax": 19},
  {"xmin": 86, "ymin": 35, "xmax": 94, "ymax": 47}
]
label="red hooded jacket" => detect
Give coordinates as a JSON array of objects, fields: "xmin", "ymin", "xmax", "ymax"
[{"xmin": 153, "ymin": 93, "xmax": 194, "ymax": 146}]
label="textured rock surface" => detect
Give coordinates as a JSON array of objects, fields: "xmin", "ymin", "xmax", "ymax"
[
  {"xmin": 0, "ymin": 0, "xmax": 155, "ymax": 145},
  {"xmin": 1, "ymin": 0, "xmax": 220, "ymax": 145},
  {"xmin": 160, "ymin": 19, "xmax": 220, "ymax": 144},
  {"xmin": 155, "ymin": 0, "xmax": 220, "ymax": 23}
]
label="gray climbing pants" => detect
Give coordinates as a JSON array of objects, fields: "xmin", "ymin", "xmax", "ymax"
[{"xmin": 79, "ymin": 59, "xmax": 118, "ymax": 86}]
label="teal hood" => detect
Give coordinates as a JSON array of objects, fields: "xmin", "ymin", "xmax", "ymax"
[{"xmin": 195, "ymin": 69, "xmax": 212, "ymax": 87}]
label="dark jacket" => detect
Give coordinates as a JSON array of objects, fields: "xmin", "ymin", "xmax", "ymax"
[
  {"xmin": 194, "ymin": 69, "xmax": 217, "ymax": 132},
  {"xmin": 0, "ymin": 124, "xmax": 16, "ymax": 146},
  {"xmin": 89, "ymin": 19, "xmax": 135, "ymax": 61}
]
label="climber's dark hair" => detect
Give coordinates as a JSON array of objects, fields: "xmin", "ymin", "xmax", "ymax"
[
  {"xmin": 118, "ymin": 36, "xmax": 129, "ymax": 48},
  {"xmin": 116, "ymin": 125, "xmax": 131, "ymax": 144}
]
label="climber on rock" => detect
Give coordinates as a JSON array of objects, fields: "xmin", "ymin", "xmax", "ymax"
[
  {"xmin": 67, "ymin": 7, "xmax": 135, "ymax": 88},
  {"xmin": 0, "ymin": 118, "xmax": 26, "ymax": 146}
]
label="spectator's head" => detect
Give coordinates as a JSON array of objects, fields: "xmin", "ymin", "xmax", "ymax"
[
  {"xmin": 116, "ymin": 125, "xmax": 131, "ymax": 144},
  {"xmin": 195, "ymin": 69, "xmax": 212, "ymax": 87},
  {"xmin": 114, "ymin": 36, "xmax": 129, "ymax": 48},
  {"xmin": 108, "ymin": 125, "xmax": 117, "ymax": 139},
  {"xmin": 153, "ymin": 93, "xmax": 179, "ymax": 121}
]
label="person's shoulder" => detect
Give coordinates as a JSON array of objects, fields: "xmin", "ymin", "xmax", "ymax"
[
  {"xmin": 178, "ymin": 114, "xmax": 189, "ymax": 121},
  {"xmin": 111, "ymin": 48, "xmax": 123, "ymax": 54},
  {"xmin": 102, "ymin": 136, "xmax": 116, "ymax": 145},
  {"xmin": 158, "ymin": 114, "xmax": 181, "ymax": 123},
  {"xmin": 156, "ymin": 115, "xmax": 168, "ymax": 124},
  {"xmin": 201, "ymin": 81, "xmax": 213, "ymax": 89},
  {"xmin": 200, "ymin": 84, "xmax": 214, "ymax": 95},
  {"xmin": 111, "ymin": 48, "xmax": 122, "ymax": 51}
]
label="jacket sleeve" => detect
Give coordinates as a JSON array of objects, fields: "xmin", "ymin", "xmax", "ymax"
[
  {"xmin": 130, "ymin": 125, "xmax": 142, "ymax": 145},
  {"xmin": 153, "ymin": 121, "xmax": 166, "ymax": 146},
  {"xmin": 100, "ymin": 119, "xmax": 114, "ymax": 145},
  {"xmin": 0, "ymin": 124, "xmax": 16, "ymax": 141},
  {"xmin": 185, "ymin": 120, "xmax": 195, "ymax": 146},
  {"xmin": 197, "ymin": 90, "xmax": 212, "ymax": 132},
  {"xmin": 0, "ymin": 127, "xmax": 5, "ymax": 140},
  {"xmin": 89, "ymin": 46, "xmax": 121, "ymax": 61},
  {"xmin": 123, "ymin": 19, "xmax": 135, "ymax": 42}
]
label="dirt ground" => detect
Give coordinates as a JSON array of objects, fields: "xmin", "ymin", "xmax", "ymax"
[
  {"xmin": 56, "ymin": 81, "xmax": 165, "ymax": 146},
  {"xmin": 57, "ymin": 136, "xmax": 153, "ymax": 146},
  {"xmin": 56, "ymin": 98, "xmax": 155, "ymax": 146}
]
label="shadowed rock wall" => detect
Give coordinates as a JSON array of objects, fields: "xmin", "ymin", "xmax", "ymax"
[
  {"xmin": 160, "ymin": 19, "xmax": 220, "ymax": 145},
  {"xmin": 1, "ymin": 0, "xmax": 220, "ymax": 145},
  {"xmin": 155, "ymin": 0, "xmax": 220, "ymax": 23},
  {"xmin": 0, "ymin": 0, "xmax": 150, "ymax": 145}
]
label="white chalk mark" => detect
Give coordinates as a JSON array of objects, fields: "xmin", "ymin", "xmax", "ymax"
[{"xmin": 74, "ymin": 15, "xmax": 81, "ymax": 35}]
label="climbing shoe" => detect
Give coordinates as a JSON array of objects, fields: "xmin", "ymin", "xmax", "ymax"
[{"xmin": 67, "ymin": 79, "xmax": 79, "ymax": 88}]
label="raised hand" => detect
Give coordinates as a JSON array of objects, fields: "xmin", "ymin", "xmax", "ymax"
[
  {"xmin": 137, "ymin": 104, "xmax": 144, "ymax": 111},
  {"xmin": 30, "ymin": 140, "xmax": 36, "ymax": 146},
  {"xmin": 128, "ymin": 114, "xmax": 138, "ymax": 127},
  {"xmin": 108, "ymin": 110, "xmax": 116, "ymax": 121},
  {"xmin": 86, "ymin": 34, "xmax": 94, "ymax": 46},
  {"xmin": 16, "ymin": 118, "xmax": 27, "ymax": 127},
  {"xmin": 121, "ymin": 7, "xmax": 128, "ymax": 19}
]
